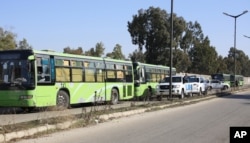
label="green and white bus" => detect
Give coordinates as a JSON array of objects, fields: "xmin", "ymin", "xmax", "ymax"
[
  {"xmin": 133, "ymin": 62, "xmax": 176, "ymax": 100},
  {"xmin": 211, "ymin": 73, "xmax": 244, "ymax": 87},
  {"xmin": 211, "ymin": 73, "xmax": 231, "ymax": 85},
  {"xmin": 0, "ymin": 49, "xmax": 134, "ymax": 109},
  {"xmin": 231, "ymin": 74, "xmax": 244, "ymax": 86}
]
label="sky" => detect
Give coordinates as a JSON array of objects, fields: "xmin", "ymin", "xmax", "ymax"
[{"xmin": 1, "ymin": 0, "xmax": 250, "ymax": 58}]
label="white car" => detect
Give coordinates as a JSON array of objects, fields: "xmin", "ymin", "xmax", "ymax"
[{"xmin": 206, "ymin": 79, "xmax": 230, "ymax": 90}]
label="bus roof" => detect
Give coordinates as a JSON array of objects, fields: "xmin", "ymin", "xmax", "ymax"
[
  {"xmin": 134, "ymin": 62, "xmax": 173, "ymax": 70},
  {"xmin": 34, "ymin": 49, "xmax": 131, "ymax": 64}
]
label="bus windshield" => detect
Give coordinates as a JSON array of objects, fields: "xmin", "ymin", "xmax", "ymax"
[{"xmin": 0, "ymin": 59, "xmax": 35, "ymax": 90}]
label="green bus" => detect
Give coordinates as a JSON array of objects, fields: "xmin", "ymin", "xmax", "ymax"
[
  {"xmin": 211, "ymin": 73, "xmax": 244, "ymax": 87},
  {"xmin": 211, "ymin": 73, "xmax": 231, "ymax": 85},
  {"xmin": 133, "ymin": 62, "xmax": 176, "ymax": 100},
  {"xmin": 230, "ymin": 74, "xmax": 244, "ymax": 86},
  {"xmin": 0, "ymin": 49, "xmax": 134, "ymax": 109}
]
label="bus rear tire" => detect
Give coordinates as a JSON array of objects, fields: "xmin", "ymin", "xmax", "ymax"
[
  {"xmin": 111, "ymin": 89, "xmax": 119, "ymax": 105},
  {"xmin": 57, "ymin": 90, "xmax": 70, "ymax": 109}
]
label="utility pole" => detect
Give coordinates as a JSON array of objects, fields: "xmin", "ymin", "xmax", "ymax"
[
  {"xmin": 223, "ymin": 10, "xmax": 248, "ymax": 88},
  {"xmin": 169, "ymin": 0, "xmax": 173, "ymax": 99}
]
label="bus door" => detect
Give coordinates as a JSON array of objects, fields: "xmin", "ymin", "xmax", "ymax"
[
  {"xmin": 117, "ymin": 64, "xmax": 132, "ymax": 98},
  {"xmin": 123, "ymin": 64, "xmax": 133, "ymax": 97},
  {"xmin": 115, "ymin": 64, "xmax": 127, "ymax": 98}
]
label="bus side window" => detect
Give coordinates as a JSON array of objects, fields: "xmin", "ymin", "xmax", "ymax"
[
  {"xmin": 125, "ymin": 65, "xmax": 133, "ymax": 82},
  {"xmin": 140, "ymin": 67, "xmax": 145, "ymax": 82},
  {"xmin": 37, "ymin": 57, "xmax": 51, "ymax": 82}
]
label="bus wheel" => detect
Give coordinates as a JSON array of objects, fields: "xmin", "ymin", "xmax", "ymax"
[
  {"xmin": 111, "ymin": 89, "xmax": 119, "ymax": 105},
  {"xmin": 57, "ymin": 90, "xmax": 70, "ymax": 109}
]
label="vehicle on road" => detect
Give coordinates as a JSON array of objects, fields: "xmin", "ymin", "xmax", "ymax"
[
  {"xmin": 0, "ymin": 49, "xmax": 135, "ymax": 110},
  {"xmin": 133, "ymin": 62, "xmax": 176, "ymax": 100},
  {"xmin": 0, "ymin": 49, "xmax": 175, "ymax": 110},
  {"xmin": 211, "ymin": 73, "xmax": 244, "ymax": 87},
  {"xmin": 206, "ymin": 79, "xmax": 230, "ymax": 91},
  {"xmin": 155, "ymin": 75, "xmax": 206, "ymax": 99},
  {"xmin": 187, "ymin": 76, "xmax": 206, "ymax": 96}
]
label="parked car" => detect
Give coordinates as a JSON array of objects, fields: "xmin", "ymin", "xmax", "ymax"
[{"xmin": 206, "ymin": 79, "xmax": 230, "ymax": 90}]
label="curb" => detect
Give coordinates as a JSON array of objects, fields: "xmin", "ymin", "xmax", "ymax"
[{"xmin": 0, "ymin": 120, "xmax": 77, "ymax": 142}]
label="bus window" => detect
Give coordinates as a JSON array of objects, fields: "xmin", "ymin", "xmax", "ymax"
[
  {"xmin": 106, "ymin": 63, "xmax": 116, "ymax": 82},
  {"xmin": 72, "ymin": 68, "xmax": 82, "ymax": 82},
  {"xmin": 139, "ymin": 67, "xmax": 145, "ymax": 83},
  {"xmin": 115, "ymin": 64, "xmax": 125, "ymax": 82},
  {"xmin": 85, "ymin": 69, "xmax": 95, "ymax": 82},
  {"xmin": 83, "ymin": 61, "xmax": 96, "ymax": 82},
  {"xmin": 124, "ymin": 65, "xmax": 133, "ymax": 82},
  {"xmin": 37, "ymin": 57, "xmax": 51, "ymax": 82},
  {"xmin": 96, "ymin": 62, "xmax": 105, "ymax": 82}
]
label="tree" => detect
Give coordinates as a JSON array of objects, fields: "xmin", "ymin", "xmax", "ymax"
[
  {"xmin": 224, "ymin": 48, "xmax": 250, "ymax": 76},
  {"xmin": 172, "ymin": 16, "xmax": 186, "ymax": 50},
  {"xmin": 128, "ymin": 7, "xmax": 169, "ymax": 65},
  {"xmin": 180, "ymin": 21, "xmax": 204, "ymax": 54},
  {"xmin": 128, "ymin": 49, "xmax": 145, "ymax": 63},
  {"xmin": 128, "ymin": 7, "xmax": 187, "ymax": 66},
  {"xmin": 172, "ymin": 49, "xmax": 191, "ymax": 73},
  {"xmin": 85, "ymin": 42, "xmax": 105, "ymax": 57},
  {"xmin": 215, "ymin": 56, "xmax": 228, "ymax": 74},
  {"xmin": 188, "ymin": 37, "xmax": 218, "ymax": 74},
  {"xmin": 0, "ymin": 27, "xmax": 16, "ymax": 50},
  {"xmin": 106, "ymin": 44, "xmax": 125, "ymax": 60},
  {"xmin": 17, "ymin": 38, "xmax": 32, "ymax": 49},
  {"xmin": 63, "ymin": 46, "xmax": 84, "ymax": 55}
]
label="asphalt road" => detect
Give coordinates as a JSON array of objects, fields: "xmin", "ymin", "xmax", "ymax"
[{"xmin": 15, "ymin": 90, "xmax": 250, "ymax": 143}]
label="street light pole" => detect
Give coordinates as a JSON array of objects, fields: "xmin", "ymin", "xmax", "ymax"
[
  {"xmin": 223, "ymin": 10, "xmax": 248, "ymax": 88},
  {"xmin": 169, "ymin": 0, "xmax": 173, "ymax": 99}
]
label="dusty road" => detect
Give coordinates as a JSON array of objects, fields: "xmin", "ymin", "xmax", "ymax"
[{"xmin": 16, "ymin": 90, "xmax": 250, "ymax": 143}]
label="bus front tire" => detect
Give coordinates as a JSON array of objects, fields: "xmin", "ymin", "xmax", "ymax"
[{"xmin": 57, "ymin": 90, "xmax": 70, "ymax": 109}]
